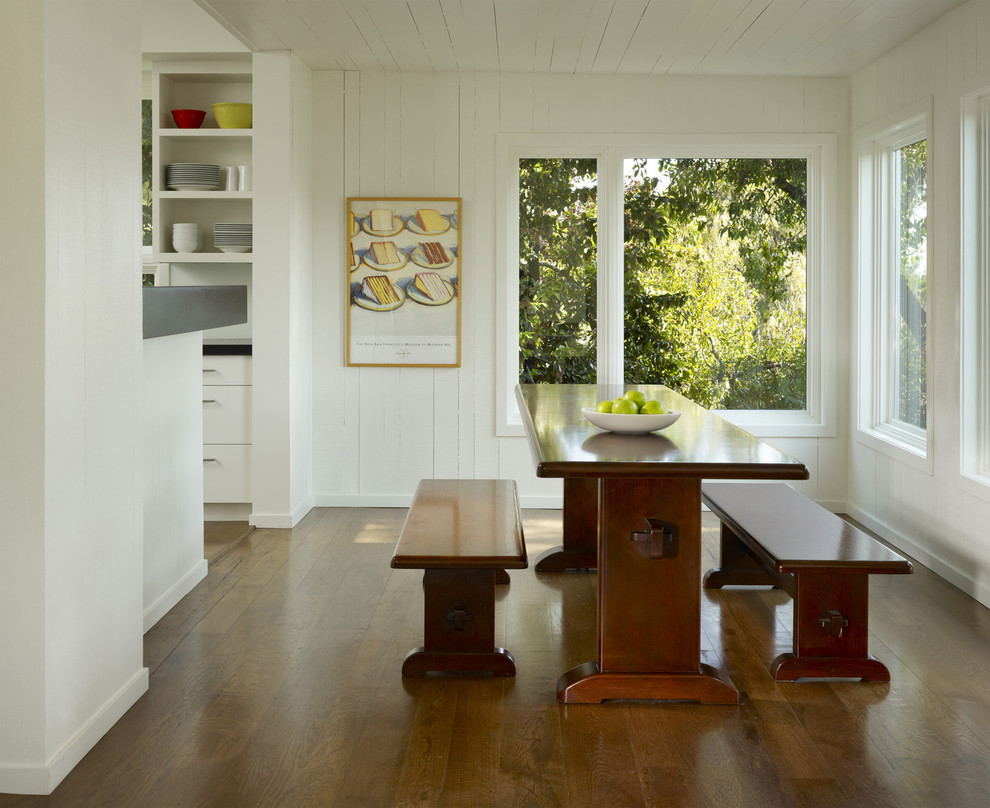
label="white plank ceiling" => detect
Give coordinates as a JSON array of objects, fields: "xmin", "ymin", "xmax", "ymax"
[{"xmin": 193, "ymin": 0, "xmax": 969, "ymax": 77}]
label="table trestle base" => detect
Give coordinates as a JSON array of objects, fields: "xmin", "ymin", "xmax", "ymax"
[
  {"xmin": 556, "ymin": 661, "xmax": 739, "ymax": 704},
  {"xmin": 534, "ymin": 545, "xmax": 597, "ymax": 573}
]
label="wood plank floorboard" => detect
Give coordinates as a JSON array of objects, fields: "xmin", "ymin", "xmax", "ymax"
[{"xmin": 2, "ymin": 509, "xmax": 990, "ymax": 807}]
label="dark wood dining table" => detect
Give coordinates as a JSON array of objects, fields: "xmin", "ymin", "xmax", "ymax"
[{"xmin": 515, "ymin": 383, "xmax": 810, "ymax": 704}]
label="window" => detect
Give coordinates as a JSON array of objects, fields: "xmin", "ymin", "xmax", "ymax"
[
  {"xmin": 497, "ymin": 135, "xmax": 835, "ymax": 438},
  {"xmin": 892, "ymin": 140, "xmax": 928, "ymax": 429},
  {"xmin": 856, "ymin": 103, "xmax": 932, "ymax": 465},
  {"xmin": 620, "ymin": 157, "xmax": 807, "ymax": 411},
  {"xmin": 518, "ymin": 158, "xmax": 598, "ymax": 383}
]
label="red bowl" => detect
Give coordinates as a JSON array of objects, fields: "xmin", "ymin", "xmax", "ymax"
[{"xmin": 171, "ymin": 109, "xmax": 206, "ymax": 129}]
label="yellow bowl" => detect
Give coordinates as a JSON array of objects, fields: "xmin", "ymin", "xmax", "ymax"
[{"xmin": 211, "ymin": 102, "xmax": 252, "ymax": 129}]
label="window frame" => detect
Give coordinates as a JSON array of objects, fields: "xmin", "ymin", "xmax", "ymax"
[
  {"xmin": 854, "ymin": 99, "xmax": 934, "ymax": 471},
  {"xmin": 961, "ymin": 81, "xmax": 990, "ymax": 489},
  {"xmin": 496, "ymin": 133, "xmax": 837, "ymax": 440}
]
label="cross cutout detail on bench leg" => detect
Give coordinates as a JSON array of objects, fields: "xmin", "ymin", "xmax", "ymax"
[{"xmin": 445, "ymin": 605, "xmax": 473, "ymax": 631}]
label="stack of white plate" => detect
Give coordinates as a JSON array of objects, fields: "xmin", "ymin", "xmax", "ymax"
[
  {"xmin": 165, "ymin": 163, "xmax": 220, "ymax": 191},
  {"xmin": 214, "ymin": 222, "xmax": 252, "ymax": 253}
]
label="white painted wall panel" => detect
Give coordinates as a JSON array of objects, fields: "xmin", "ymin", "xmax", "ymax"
[
  {"xmin": 251, "ymin": 51, "xmax": 314, "ymax": 527},
  {"xmin": 465, "ymin": 73, "xmax": 503, "ymax": 481},
  {"xmin": 0, "ymin": 0, "xmax": 148, "ymax": 793},
  {"xmin": 43, "ymin": 0, "xmax": 147, "ymax": 791},
  {"xmin": 312, "ymin": 69, "xmax": 851, "ymax": 511},
  {"xmin": 0, "ymin": 0, "xmax": 48, "ymax": 774},
  {"xmin": 312, "ymin": 71, "xmax": 352, "ymax": 496},
  {"xmin": 290, "ymin": 52, "xmax": 315, "ymax": 522},
  {"xmin": 849, "ymin": 0, "xmax": 990, "ymax": 607},
  {"xmin": 143, "ymin": 333, "xmax": 207, "ymax": 631}
]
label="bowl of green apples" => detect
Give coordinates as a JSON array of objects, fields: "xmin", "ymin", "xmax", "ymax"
[{"xmin": 581, "ymin": 390, "xmax": 680, "ymax": 433}]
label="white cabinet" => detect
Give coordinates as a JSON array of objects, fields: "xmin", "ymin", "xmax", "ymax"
[
  {"xmin": 203, "ymin": 444, "xmax": 252, "ymax": 505},
  {"xmin": 203, "ymin": 385, "xmax": 251, "ymax": 444},
  {"xmin": 151, "ymin": 61, "xmax": 253, "ymax": 263},
  {"xmin": 202, "ymin": 354, "xmax": 252, "ymax": 503},
  {"xmin": 202, "ymin": 353, "xmax": 252, "ymax": 385},
  {"xmin": 153, "ymin": 59, "xmax": 255, "ymax": 509}
]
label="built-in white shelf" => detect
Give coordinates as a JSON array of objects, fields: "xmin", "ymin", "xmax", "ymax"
[{"xmin": 154, "ymin": 252, "xmax": 253, "ymax": 263}]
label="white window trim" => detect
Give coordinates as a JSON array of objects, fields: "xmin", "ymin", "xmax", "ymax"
[
  {"xmin": 496, "ymin": 132, "xmax": 837, "ymax": 440},
  {"xmin": 854, "ymin": 99, "xmax": 934, "ymax": 473},
  {"xmin": 961, "ymin": 81, "xmax": 990, "ymax": 490}
]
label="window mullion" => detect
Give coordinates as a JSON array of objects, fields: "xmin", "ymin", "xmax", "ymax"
[{"xmin": 597, "ymin": 149, "xmax": 624, "ymax": 385}]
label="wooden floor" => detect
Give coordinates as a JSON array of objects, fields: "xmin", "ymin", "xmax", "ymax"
[
  {"xmin": 4, "ymin": 507, "xmax": 990, "ymax": 807},
  {"xmin": 203, "ymin": 520, "xmax": 254, "ymax": 564}
]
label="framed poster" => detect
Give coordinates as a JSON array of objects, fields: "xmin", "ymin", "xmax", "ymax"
[{"xmin": 346, "ymin": 197, "xmax": 461, "ymax": 367}]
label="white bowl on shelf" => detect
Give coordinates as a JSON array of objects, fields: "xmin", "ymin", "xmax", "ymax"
[
  {"xmin": 172, "ymin": 237, "xmax": 200, "ymax": 252},
  {"xmin": 171, "ymin": 224, "xmax": 201, "ymax": 252}
]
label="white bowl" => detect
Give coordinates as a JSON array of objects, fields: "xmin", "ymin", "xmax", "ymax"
[
  {"xmin": 581, "ymin": 407, "xmax": 681, "ymax": 434},
  {"xmin": 172, "ymin": 237, "xmax": 200, "ymax": 252}
]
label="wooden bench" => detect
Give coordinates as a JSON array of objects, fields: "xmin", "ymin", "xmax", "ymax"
[
  {"xmin": 701, "ymin": 482, "xmax": 913, "ymax": 682},
  {"xmin": 391, "ymin": 479, "xmax": 528, "ymax": 676}
]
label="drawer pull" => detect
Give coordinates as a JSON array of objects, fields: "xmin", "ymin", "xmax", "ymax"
[
  {"xmin": 202, "ymin": 399, "xmax": 217, "ymax": 404},
  {"xmin": 203, "ymin": 458, "xmax": 218, "ymax": 463},
  {"xmin": 203, "ymin": 368, "xmax": 218, "ymax": 373}
]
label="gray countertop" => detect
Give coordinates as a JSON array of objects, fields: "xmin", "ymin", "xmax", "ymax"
[{"xmin": 143, "ymin": 286, "xmax": 248, "ymax": 340}]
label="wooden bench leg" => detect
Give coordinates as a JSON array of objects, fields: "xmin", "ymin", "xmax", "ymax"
[
  {"xmin": 402, "ymin": 568, "xmax": 516, "ymax": 676},
  {"xmin": 703, "ymin": 522, "xmax": 780, "ymax": 589},
  {"xmin": 771, "ymin": 571, "xmax": 891, "ymax": 682},
  {"xmin": 424, "ymin": 569, "xmax": 510, "ymax": 586}
]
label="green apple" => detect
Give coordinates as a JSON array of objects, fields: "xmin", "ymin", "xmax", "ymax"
[
  {"xmin": 622, "ymin": 390, "xmax": 647, "ymax": 408},
  {"xmin": 612, "ymin": 398, "xmax": 638, "ymax": 414},
  {"xmin": 641, "ymin": 400, "xmax": 666, "ymax": 415},
  {"xmin": 595, "ymin": 400, "xmax": 614, "ymax": 413}
]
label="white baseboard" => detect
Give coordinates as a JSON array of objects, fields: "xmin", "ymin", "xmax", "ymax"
[
  {"xmin": 846, "ymin": 504, "xmax": 990, "ymax": 610},
  {"xmin": 290, "ymin": 495, "xmax": 314, "ymax": 525},
  {"xmin": 143, "ymin": 558, "xmax": 208, "ymax": 633},
  {"xmin": 0, "ymin": 667, "xmax": 148, "ymax": 795},
  {"xmin": 249, "ymin": 495, "xmax": 315, "ymax": 528}
]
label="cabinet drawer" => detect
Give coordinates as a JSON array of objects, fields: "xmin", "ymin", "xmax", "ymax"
[
  {"xmin": 203, "ymin": 385, "xmax": 251, "ymax": 443},
  {"xmin": 203, "ymin": 444, "xmax": 252, "ymax": 503},
  {"xmin": 202, "ymin": 354, "xmax": 252, "ymax": 385}
]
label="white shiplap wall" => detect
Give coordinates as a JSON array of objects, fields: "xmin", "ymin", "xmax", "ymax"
[
  {"xmin": 850, "ymin": 0, "xmax": 990, "ymax": 608},
  {"xmin": 143, "ymin": 332, "xmax": 208, "ymax": 632},
  {"xmin": 311, "ymin": 70, "xmax": 851, "ymax": 509},
  {"xmin": 0, "ymin": 0, "xmax": 147, "ymax": 794},
  {"xmin": 252, "ymin": 51, "xmax": 315, "ymax": 528}
]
